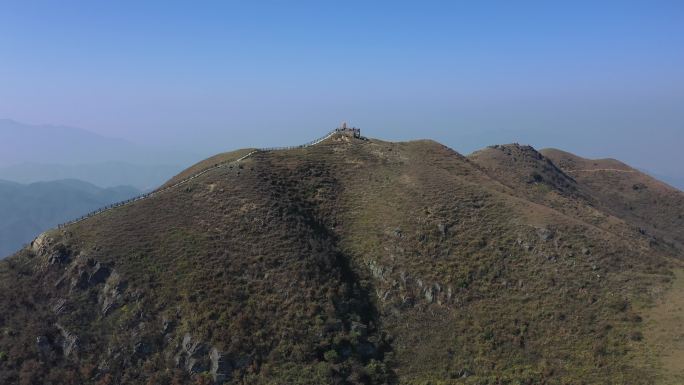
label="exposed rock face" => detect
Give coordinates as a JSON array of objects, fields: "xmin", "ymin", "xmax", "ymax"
[
  {"xmin": 210, "ymin": 347, "xmax": 232, "ymax": 384},
  {"xmin": 175, "ymin": 334, "xmax": 210, "ymax": 375},
  {"xmin": 171, "ymin": 335, "xmax": 235, "ymax": 382},
  {"xmin": 51, "ymin": 298, "xmax": 68, "ymax": 315},
  {"xmin": 48, "ymin": 250, "xmax": 69, "ymax": 265},
  {"xmin": 31, "ymin": 232, "xmax": 51, "ymax": 255},
  {"xmin": 55, "ymin": 254, "xmax": 114, "ymax": 291},
  {"xmin": 368, "ymin": 259, "xmax": 389, "ymax": 281},
  {"xmin": 32, "ymin": 234, "xmax": 72, "ymax": 266},
  {"xmin": 88, "ymin": 262, "xmax": 110, "ymax": 285},
  {"xmin": 100, "ymin": 270, "xmax": 124, "ymax": 315},
  {"xmin": 71, "ymin": 269, "xmax": 89, "ymax": 289},
  {"xmin": 56, "ymin": 324, "xmax": 79, "ymax": 358}
]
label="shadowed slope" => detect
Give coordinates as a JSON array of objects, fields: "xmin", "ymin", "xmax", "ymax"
[{"xmin": 0, "ymin": 140, "xmax": 391, "ymax": 384}]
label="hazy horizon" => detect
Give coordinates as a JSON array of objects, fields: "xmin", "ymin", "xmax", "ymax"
[{"xmin": 1, "ymin": 1, "xmax": 682, "ymax": 178}]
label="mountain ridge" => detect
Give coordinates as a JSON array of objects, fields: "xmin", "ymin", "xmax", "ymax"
[{"xmin": 0, "ymin": 132, "xmax": 683, "ymax": 384}]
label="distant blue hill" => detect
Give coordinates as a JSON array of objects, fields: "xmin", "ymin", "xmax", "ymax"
[
  {"xmin": 0, "ymin": 118, "xmax": 199, "ymax": 190},
  {"xmin": 0, "ymin": 179, "xmax": 140, "ymax": 258},
  {"xmin": 0, "ymin": 118, "xmax": 197, "ymax": 165},
  {"xmin": 0, "ymin": 161, "xmax": 183, "ymax": 191}
]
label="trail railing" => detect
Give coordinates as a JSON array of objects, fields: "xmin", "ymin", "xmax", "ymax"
[{"xmin": 56, "ymin": 129, "xmax": 339, "ymax": 229}]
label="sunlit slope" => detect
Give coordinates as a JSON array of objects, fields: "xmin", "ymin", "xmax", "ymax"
[{"xmin": 541, "ymin": 148, "xmax": 684, "ymax": 252}]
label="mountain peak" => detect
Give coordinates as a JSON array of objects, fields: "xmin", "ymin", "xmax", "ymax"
[{"xmin": 1, "ymin": 134, "xmax": 683, "ymax": 384}]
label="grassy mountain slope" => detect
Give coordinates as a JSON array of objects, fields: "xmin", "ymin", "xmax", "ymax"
[
  {"xmin": 540, "ymin": 148, "xmax": 684, "ymax": 252},
  {"xmin": 0, "ymin": 135, "xmax": 681, "ymax": 384}
]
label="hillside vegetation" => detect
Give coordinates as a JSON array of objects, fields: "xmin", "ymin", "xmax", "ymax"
[{"xmin": 0, "ymin": 134, "xmax": 682, "ymax": 384}]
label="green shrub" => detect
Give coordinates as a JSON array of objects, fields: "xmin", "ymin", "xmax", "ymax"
[{"xmin": 323, "ymin": 349, "xmax": 339, "ymax": 363}]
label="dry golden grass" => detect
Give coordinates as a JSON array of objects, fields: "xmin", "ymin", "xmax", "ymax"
[{"xmin": 639, "ymin": 267, "xmax": 684, "ymax": 384}]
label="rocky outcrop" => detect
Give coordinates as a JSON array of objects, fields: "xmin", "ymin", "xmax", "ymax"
[
  {"xmin": 31, "ymin": 232, "xmax": 52, "ymax": 255},
  {"xmin": 210, "ymin": 347, "xmax": 232, "ymax": 384},
  {"xmin": 89, "ymin": 262, "xmax": 110, "ymax": 285},
  {"xmin": 32, "ymin": 234, "xmax": 71, "ymax": 266},
  {"xmin": 175, "ymin": 333, "xmax": 210, "ymax": 374},
  {"xmin": 51, "ymin": 298, "xmax": 68, "ymax": 315},
  {"xmin": 56, "ymin": 324, "xmax": 79, "ymax": 358},
  {"xmin": 100, "ymin": 270, "xmax": 124, "ymax": 315},
  {"xmin": 53, "ymin": 254, "xmax": 113, "ymax": 292},
  {"xmin": 172, "ymin": 334, "xmax": 235, "ymax": 383}
]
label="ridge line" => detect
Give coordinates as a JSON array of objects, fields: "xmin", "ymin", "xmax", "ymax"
[{"xmin": 56, "ymin": 129, "xmax": 339, "ymax": 229}]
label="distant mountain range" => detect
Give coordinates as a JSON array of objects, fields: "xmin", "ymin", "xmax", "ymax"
[
  {"xmin": 0, "ymin": 161, "xmax": 183, "ymax": 191},
  {"xmin": 0, "ymin": 179, "xmax": 140, "ymax": 258},
  {"xmin": 0, "ymin": 118, "xmax": 194, "ymax": 165},
  {"xmin": 0, "ymin": 119, "xmax": 196, "ymax": 190}
]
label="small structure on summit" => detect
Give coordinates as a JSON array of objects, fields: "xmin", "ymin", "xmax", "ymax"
[{"xmin": 335, "ymin": 121, "xmax": 361, "ymax": 138}]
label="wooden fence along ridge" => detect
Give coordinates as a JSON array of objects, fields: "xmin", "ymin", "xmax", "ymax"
[{"xmin": 57, "ymin": 129, "xmax": 340, "ymax": 229}]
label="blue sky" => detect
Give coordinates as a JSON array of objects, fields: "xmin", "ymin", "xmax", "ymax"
[{"xmin": 1, "ymin": 1, "xmax": 683, "ymax": 176}]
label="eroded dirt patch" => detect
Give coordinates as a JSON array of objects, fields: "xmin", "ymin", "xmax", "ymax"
[{"xmin": 643, "ymin": 268, "xmax": 684, "ymax": 384}]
